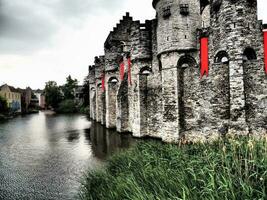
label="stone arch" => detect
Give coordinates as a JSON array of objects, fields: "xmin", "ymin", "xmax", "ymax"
[
  {"xmin": 136, "ymin": 66, "xmax": 152, "ymax": 136},
  {"xmin": 140, "ymin": 66, "xmax": 152, "ymax": 75},
  {"xmin": 243, "ymin": 47, "xmax": 257, "ymax": 61},
  {"xmin": 214, "ymin": 50, "xmax": 229, "ymax": 64},
  {"xmin": 106, "ymin": 76, "xmax": 119, "ymax": 128},
  {"xmin": 116, "ymin": 76, "xmax": 129, "ymax": 132},
  {"xmin": 211, "ymin": 50, "xmax": 230, "ymax": 132},
  {"xmin": 242, "ymin": 47, "xmax": 265, "ymax": 133},
  {"xmin": 108, "ymin": 77, "xmax": 119, "ymax": 84},
  {"xmin": 177, "ymin": 55, "xmax": 199, "ymax": 133},
  {"xmin": 96, "ymin": 83, "xmax": 105, "ymax": 123},
  {"xmin": 90, "ymin": 87, "xmax": 96, "ymax": 120}
]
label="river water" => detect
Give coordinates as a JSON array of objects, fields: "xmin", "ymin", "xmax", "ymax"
[{"xmin": 0, "ymin": 112, "xmax": 135, "ymax": 200}]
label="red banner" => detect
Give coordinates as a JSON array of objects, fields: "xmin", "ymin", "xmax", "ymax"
[
  {"xmin": 101, "ymin": 73, "xmax": 105, "ymax": 91},
  {"xmin": 200, "ymin": 37, "xmax": 209, "ymax": 78},
  {"xmin": 120, "ymin": 62, "xmax": 125, "ymax": 81},
  {"xmin": 264, "ymin": 31, "xmax": 267, "ymax": 74},
  {"xmin": 127, "ymin": 58, "xmax": 132, "ymax": 85}
]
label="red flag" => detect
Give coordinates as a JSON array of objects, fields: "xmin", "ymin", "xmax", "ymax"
[
  {"xmin": 120, "ymin": 62, "xmax": 125, "ymax": 81},
  {"xmin": 200, "ymin": 37, "xmax": 209, "ymax": 78},
  {"xmin": 264, "ymin": 31, "xmax": 267, "ymax": 74},
  {"xmin": 127, "ymin": 58, "xmax": 132, "ymax": 85},
  {"xmin": 101, "ymin": 73, "xmax": 105, "ymax": 91}
]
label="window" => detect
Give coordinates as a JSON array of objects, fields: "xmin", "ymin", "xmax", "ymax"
[
  {"xmin": 243, "ymin": 48, "xmax": 257, "ymax": 61},
  {"xmin": 108, "ymin": 77, "xmax": 119, "ymax": 85},
  {"xmin": 163, "ymin": 6, "xmax": 171, "ymax": 19},
  {"xmin": 180, "ymin": 4, "xmax": 189, "ymax": 15},
  {"xmin": 214, "ymin": 51, "xmax": 229, "ymax": 64},
  {"xmin": 140, "ymin": 67, "xmax": 152, "ymax": 76}
]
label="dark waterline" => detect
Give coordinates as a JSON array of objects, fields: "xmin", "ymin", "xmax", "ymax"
[{"xmin": 0, "ymin": 112, "xmax": 135, "ymax": 200}]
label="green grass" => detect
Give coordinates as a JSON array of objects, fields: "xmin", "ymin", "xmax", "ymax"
[{"xmin": 79, "ymin": 137, "xmax": 267, "ymax": 200}]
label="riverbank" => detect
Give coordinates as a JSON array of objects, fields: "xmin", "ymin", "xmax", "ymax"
[
  {"xmin": 79, "ymin": 136, "xmax": 267, "ymax": 200},
  {"xmin": 0, "ymin": 110, "xmax": 39, "ymax": 122}
]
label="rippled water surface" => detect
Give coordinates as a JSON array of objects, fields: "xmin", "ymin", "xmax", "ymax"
[{"xmin": 0, "ymin": 112, "xmax": 135, "ymax": 200}]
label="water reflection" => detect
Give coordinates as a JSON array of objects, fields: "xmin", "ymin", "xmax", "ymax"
[
  {"xmin": 0, "ymin": 112, "xmax": 135, "ymax": 200},
  {"xmin": 85, "ymin": 122, "xmax": 136, "ymax": 159}
]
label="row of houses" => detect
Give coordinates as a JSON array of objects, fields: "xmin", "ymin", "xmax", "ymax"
[{"xmin": 0, "ymin": 84, "xmax": 45, "ymax": 113}]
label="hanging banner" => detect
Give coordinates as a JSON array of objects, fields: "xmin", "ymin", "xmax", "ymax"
[
  {"xmin": 127, "ymin": 57, "xmax": 132, "ymax": 85},
  {"xmin": 200, "ymin": 37, "xmax": 209, "ymax": 78},
  {"xmin": 101, "ymin": 73, "xmax": 105, "ymax": 91},
  {"xmin": 264, "ymin": 30, "xmax": 267, "ymax": 74},
  {"xmin": 120, "ymin": 61, "xmax": 125, "ymax": 81}
]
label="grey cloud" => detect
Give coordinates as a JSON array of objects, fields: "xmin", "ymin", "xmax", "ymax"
[{"xmin": 0, "ymin": 0, "xmax": 123, "ymax": 54}]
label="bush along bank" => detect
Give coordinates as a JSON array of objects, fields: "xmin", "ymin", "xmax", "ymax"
[{"xmin": 79, "ymin": 137, "xmax": 267, "ymax": 200}]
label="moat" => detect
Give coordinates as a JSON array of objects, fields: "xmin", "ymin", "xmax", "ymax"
[{"xmin": 0, "ymin": 112, "xmax": 135, "ymax": 200}]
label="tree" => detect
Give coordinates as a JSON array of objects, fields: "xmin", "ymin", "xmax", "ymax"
[
  {"xmin": 82, "ymin": 78, "xmax": 89, "ymax": 107},
  {"xmin": 0, "ymin": 96, "xmax": 8, "ymax": 113},
  {"xmin": 62, "ymin": 75, "xmax": 78, "ymax": 100},
  {"xmin": 44, "ymin": 81, "xmax": 63, "ymax": 109}
]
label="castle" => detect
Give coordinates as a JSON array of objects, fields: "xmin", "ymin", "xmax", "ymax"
[{"xmin": 88, "ymin": 0, "xmax": 267, "ymax": 143}]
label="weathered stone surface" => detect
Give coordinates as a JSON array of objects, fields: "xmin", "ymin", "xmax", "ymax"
[{"xmin": 88, "ymin": 0, "xmax": 266, "ymax": 143}]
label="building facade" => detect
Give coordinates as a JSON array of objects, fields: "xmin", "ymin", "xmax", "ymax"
[
  {"xmin": 0, "ymin": 84, "xmax": 22, "ymax": 113},
  {"xmin": 89, "ymin": 0, "xmax": 266, "ymax": 143}
]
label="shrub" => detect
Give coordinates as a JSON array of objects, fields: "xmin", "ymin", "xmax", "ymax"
[{"xmin": 56, "ymin": 99, "xmax": 77, "ymax": 113}]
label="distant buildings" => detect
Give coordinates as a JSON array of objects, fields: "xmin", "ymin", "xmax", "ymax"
[
  {"xmin": 33, "ymin": 89, "xmax": 46, "ymax": 109},
  {"xmin": 0, "ymin": 84, "xmax": 46, "ymax": 113},
  {"xmin": 0, "ymin": 84, "xmax": 21, "ymax": 113}
]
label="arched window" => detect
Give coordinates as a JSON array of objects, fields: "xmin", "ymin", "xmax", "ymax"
[
  {"xmin": 91, "ymin": 87, "xmax": 96, "ymax": 91},
  {"xmin": 140, "ymin": 66, "xmax": 152, "ymax": 76},
  {"xmin": 243, "ymin": 47, "xmax": 257, "ymax": 61},
  {"xmin": 108, "ymin": 77, "xmax": 119, "ymax": 84},
  {"xmin": 177, "ymin": 55, "xmax": 197, "ymax": 68},
  {"xmin": 214, "ymin": 51, "xmax": 229, "ymax": 64}
]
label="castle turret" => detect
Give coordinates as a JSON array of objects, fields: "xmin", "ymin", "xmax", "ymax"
[
  {"xmin": 209, "ymin": 0, "xmax": 265, "ymax": 134},
  {"xmin": 153, "ymin": 0, "xmax": 202, "ymax": 142},
  {"xmin": 153, "ymin": 0, "xmax": 201, "ymax": 55}
]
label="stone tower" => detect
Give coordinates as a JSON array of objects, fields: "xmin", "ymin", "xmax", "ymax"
[
  {"xmin": 209, "ymin": 0, "xmax": 266, "ymax": 135},
  {"xmin": 153, "ymin": 0, "xmax": 202, "ymax": 142}
]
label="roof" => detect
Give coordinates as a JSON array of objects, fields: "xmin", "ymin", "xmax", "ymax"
[{"xmin": 0, "ymin": 84, "xmax": 21, "ymax": 93}]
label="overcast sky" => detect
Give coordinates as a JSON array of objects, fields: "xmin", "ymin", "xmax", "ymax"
[{"xmin": 0, "ymin": 0, "xmax": 266, "ymax": 89}]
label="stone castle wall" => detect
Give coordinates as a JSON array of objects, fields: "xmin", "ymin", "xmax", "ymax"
[{"xmin": 88, "ymin": 0, "xmax": 266, "ymax": 143}]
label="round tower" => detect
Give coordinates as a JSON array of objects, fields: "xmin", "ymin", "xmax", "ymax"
[
  {"xmin": 153, "ymin": 0, "xmax": 201, "ymax": 55},
  {"xmin": 209, "ymin": 0, "xmax": 260, "ymax": 134},
  {"xmin": 210, "ymin": 0, "xmax": 258, "ymax": 55}
]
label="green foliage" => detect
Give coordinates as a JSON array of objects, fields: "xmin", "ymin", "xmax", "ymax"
[
  {"xmin": 44, "ymin": 81, "xmax": 63, "ymax": 109},
  {"xmin": 0, "ymin": 96, "xmax": 8, "ymax": 113},
  {"xmin": 57, "ymin": 99, "xmax": 77, "ymax": 113},
  {"xmin": 62, "ymin": 75, "xmax": 78, "ymax": 100},
  {"xmin": 80, "ymin": 137, "xmax": 267, "ymax": 200},
  {"xmin": 79, "ymin": 106, "xmax": 89, "ymax": 115},
  {"xmin": 82, "ymin": 79, "xmax": 89, "ymax": 107}
]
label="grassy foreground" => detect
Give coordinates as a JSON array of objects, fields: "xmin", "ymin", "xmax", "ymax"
[{"xmin": 79, "ymin": 137, "xmax": 267, "ymax": 200}]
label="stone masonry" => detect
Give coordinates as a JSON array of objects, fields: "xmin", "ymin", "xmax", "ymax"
[{"xmin": 88, "ymin": 0, "xmax": 266, "ymax": 143}]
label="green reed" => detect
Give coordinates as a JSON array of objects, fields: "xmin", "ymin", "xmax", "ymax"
[{"xmin": 79, "ymin": 136, "xmax": 267, "ymax": 200}]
